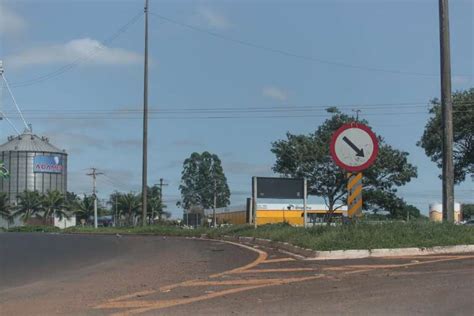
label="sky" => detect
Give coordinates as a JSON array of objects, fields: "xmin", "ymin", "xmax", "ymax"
[{"xmin": 0, "ymin": 0, "xmax": 473, "ymax": 218}]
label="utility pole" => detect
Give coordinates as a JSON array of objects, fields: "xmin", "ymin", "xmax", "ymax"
[
  {"xmin": 439, "ymin": 0, "xmax": 455, "ymax": 222},
  {"xmin": 141, "ymin": 0, "xmax": 149, "ymax": 226},
  {"xmin": 158, "ymin": 178, "xmax": 168, "ymax": 222},
  {"xmin": 352, "ymin": 109, "xmax": 361, "ymax": 122},
  {"xmin": 87, "ymin": 168, "xmax": 104, "ymax": 229},
  {"xmin": 213, "ymin": 178, "xmax": 217, "ymax": 227}
]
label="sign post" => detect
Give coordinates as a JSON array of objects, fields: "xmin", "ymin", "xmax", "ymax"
[
  {"xmin": 303, "ymin": 178, "xmax": 307, "ymax": 228},
  {"xmin": 330, "ymin": 123, "xmax": 378, "ymax": 219}
]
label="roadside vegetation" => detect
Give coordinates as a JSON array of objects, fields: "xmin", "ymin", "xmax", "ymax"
[{"xmin": 31, "ymin": 221, "xmax": 472, "ymax": 251}]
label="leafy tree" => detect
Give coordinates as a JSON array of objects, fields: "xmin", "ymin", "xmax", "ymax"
[
  {"xmin": 461, "ymin": 203, "xmax": 474, "ymax": 220},
  {"xmin": 401, "ymin": 204, "xmax": 422, "ymax": 220},
  {"xmin": 41, "ymin": 191, "xmax": 70, "ymax": 224},
  {"xmin": 0, "ymin": 192, "xmax": 13, "ymax": 225},
  {"xmin": 418, "ymin": 88, "xmax": 474, "ymax": 183},
  {"xmin": 13, "ymin": 191, "xmax": 43, "ymax": 223},
  {"xmin": 271, "ymin": 108, "xmax": 417, "ymax": 217},
  {"xmin": 178, "ymin": 152, "xmax": 231, "ymax": 214}
]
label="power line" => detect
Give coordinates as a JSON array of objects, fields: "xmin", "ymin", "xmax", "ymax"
[
  {"xmin": 8, "ymin": 99, "xmax": 474, "ymax": 114},
  {"xmin": 9, "ymin": 10, "xmax": 144, "ymax": 88},
  {"xmin": 150, "ymin": 12, "xmax": 471, "ymax": 78}
]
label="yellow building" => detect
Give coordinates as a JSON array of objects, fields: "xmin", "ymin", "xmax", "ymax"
[{"xmin": 213, "ymin": 203, "xmax": 348, "ymax": 226}]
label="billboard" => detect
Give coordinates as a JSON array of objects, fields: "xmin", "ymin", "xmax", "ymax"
[
  {"xmin": 253, "ymin": 177, "xmax": 304, "ymax": 199},
  {"xmin": 34, "ymin": 156, "xmax": 63, "ymax": 174}
]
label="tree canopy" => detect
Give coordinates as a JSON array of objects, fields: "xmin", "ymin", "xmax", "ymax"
[
  {"xmin": 178, "ymin": 151, "xmax": 230, "ymax": 210},
  {"xmin": 418, "ymin": 88, "xmax": 474, "ymax": 183},
  {"xmin": 271, "ymin": 108, "xmax": 417, "ymax": 215}
]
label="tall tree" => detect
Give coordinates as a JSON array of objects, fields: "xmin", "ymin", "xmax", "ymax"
[
  {"xmin": 418, "ymin": 88, "xmax": 474, "ymax": 183},
  {"xmin": 271, "ymin": 108, "xmax": 417, "ymax": 215},
  {"xmin": 41, "ymin": 191, "xmax": 70, "ymax": 224},
  {"xmin": 13, "ymin": 191, "xmax": 43, "ymax": 223},
  {"xmin": 178, "ymin": 152, "xmax": 230, "ymax": 211},
  {"xmin": 461, "ymin": 204, "xmax": 474, "ymax": 220}
]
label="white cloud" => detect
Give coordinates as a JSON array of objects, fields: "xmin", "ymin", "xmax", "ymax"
[
  {"xmin": 223, "ymin": 161, "xmax": 274, "ymax": 176},
  {"xmin": 262, "ymin": 86, "xmax": 288, "ymax": 101},
  {"xmin": 6, "ymin": 38, "xmax": 141, "ymax": 68},
  {"xmin": 0, "ymin": 4, "xmax": 27, "ymax": 36},
  {"xmin": 196, "ymin": 7, "xmax": 231, "ymax": 30},
  {"xmin": 452, "ymin": 75, "xmax": 469, "ymax": 85}
]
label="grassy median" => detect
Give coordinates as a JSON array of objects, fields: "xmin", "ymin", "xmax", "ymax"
[{"xmin": 6, "ymin": 221, "xmax": 474, "ymax": 251}]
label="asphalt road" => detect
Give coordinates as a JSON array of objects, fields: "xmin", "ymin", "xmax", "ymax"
[{"xmin": 0, "ymin": 233, "xmax": 473, "ymax": 316}]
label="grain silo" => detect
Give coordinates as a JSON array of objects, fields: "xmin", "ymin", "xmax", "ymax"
[
  {"xmin": 429, "ymin": 202, "xmax": 461, "ymax": 223},
  {"xmin": 0, "ymin": 130, "xmax": 68, "ymax": 203}
]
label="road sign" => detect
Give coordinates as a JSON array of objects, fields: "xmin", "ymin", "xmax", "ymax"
[
  {"xmin": 330, "ymin": 123, "xmax": 379, "ymax": 172},
  {"xmin": 347, "ymin": 172, "xmax": 363, "ymax": 217}
]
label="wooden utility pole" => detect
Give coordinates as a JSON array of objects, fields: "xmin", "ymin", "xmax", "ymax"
[
  {"xmin": 439, "ymin": 0, "xmax": 455, "ymax": 222},
  {"xmin": 141, "ymin": 0, "xmax": 149, "ymax": 226}
]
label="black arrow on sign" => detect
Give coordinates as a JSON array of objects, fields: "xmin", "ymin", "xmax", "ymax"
[{"xmin": 342, "ymin": 136, "xmax": 365, "ymax": 157}]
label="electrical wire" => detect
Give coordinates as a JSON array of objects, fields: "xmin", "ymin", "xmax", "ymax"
[{"xmin": 150, "ymin": 12, "xmax": 471, "ymax": 78}]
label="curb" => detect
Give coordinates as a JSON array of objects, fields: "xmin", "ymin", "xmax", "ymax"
[{"xmin": 215, "ymin": 235, "xmax": 474, "ymax": 260}]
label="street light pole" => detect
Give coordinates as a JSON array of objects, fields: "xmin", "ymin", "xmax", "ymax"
[{"xmin": 438, "ymin": 0, "xmax": 455, "ymax": 222}]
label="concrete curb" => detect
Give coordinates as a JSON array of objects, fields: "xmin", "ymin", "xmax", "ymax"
[
  {"xmin": 216, "ymin": 235, "xmax": 474, "ymax": 260},
  {"xmin": 20, "ymin": 231, "xmax": 474, "ymax": 261}
]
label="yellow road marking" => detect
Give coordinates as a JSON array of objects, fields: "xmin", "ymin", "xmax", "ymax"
[
  {"xmin": 239, "ymin": 268, "xmax": 317, "ymax": 274},
  {"xmin": 102, "ymin": 275, "xmax": 324, "ymax": 316},
  {"xmin": 326, "ymin": 255, "xmax": 474, "ymax": 271},
  {"xmin": 96, "ymin": 238, "xmax": 473, "ymax": 316},
  {"xmin": 209, "ymin": 241, "xmax": 268, "ymax": 278},
  {"xmin": 262, "ymin": 258, "xmax": 295, "ymax": 264}
]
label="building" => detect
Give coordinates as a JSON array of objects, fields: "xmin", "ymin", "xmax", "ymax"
[
  {"xmin": 0, "ymin": 130, "xmax": 68, "ymax": 227},
  {"xmin": 210, "ymin": 203, "xmax": 348, "ymax": 226}
]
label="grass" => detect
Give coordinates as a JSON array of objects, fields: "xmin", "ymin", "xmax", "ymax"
[
  {"xmin": 6, "ymin": 222, "xmax": 473, "ymax": 251},
  {"xmin": 50, "ymin": 221, "xmax": 474, "ymax": 251}
]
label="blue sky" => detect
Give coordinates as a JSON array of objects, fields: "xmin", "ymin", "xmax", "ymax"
[{"xmin": 1, "ymin": 0, "xmax": 472, "ymax": 217}]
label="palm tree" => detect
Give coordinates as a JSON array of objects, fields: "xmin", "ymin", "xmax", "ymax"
[
  {"xmin": 14, "ymin": 191, "xmax": 43, "ymax": 224},
  {"xmin": 146, "ymin": 185, "xmax": 170, "ymax": 224},
  {"xmin": 41, "ymin": 191, "xmax": 69, "ymax": 224},
  {"xmin": 118, "ymin": 192, "xmax": 141, "ymax": 226},
  {"xmin": 74, "ymin": 194, "xmax": 95, "ymax": 225},
  {"xmin": 0, "ymin": 192, "xmax": 13, "ymax": 227}
]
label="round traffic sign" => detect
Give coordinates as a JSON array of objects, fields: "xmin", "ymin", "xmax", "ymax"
[{"xmin": 330, "ymin": 123, "xmax": 379, "ymax": 172}]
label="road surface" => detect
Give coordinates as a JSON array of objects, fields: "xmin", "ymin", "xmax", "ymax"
[{"xmin": 0, "ymin": 233, "xmax": 473, "ymax": 315}]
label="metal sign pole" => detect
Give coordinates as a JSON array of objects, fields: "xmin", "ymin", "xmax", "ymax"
[
  {"xmin": 303, "ymin": 178, "xmax": 307, "ymax": 228},
  {"xmin": 252, "ymin": 177, "xmax": 257, "ymax": 229}
]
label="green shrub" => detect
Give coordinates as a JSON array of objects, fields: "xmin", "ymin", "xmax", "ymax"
[{"xmin": 8, "ymin": 225, "xmax": 61, "ymax": 233}]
